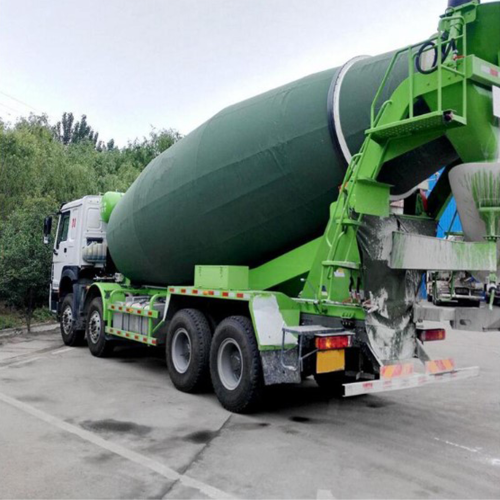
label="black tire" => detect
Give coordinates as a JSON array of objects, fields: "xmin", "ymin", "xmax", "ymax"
[
  {"xmin": 60, "ymin": 294, "xmax": 85, "ymax": 346},
  {"xmin": 166, "ymin": 309, "xmax": 212, "ymax": 393},
  {"xmin": 210, "ymin": 316, "xmax": 263, "ymax": 414},
  {"xmin": 86, "ymin": 297, "xmax": 114, "ymax": 357},
  {"xmin": 314, "ymin": 371, "xmax": 348, "ymax": 398}
]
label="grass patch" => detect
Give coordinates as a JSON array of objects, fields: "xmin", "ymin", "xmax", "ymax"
[
  {"xmin": 0, "ymin": 305, "xmax": 55, "ymax": 331},
  {"xmin": 32, "ymin": 307, "xmax": 56, "ymax": 323},
  {"xmin": 0, "ymin": 313, "xmax": 23, "ymax": 330}
]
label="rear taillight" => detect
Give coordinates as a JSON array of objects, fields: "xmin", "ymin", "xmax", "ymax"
[
  {"xmin": 417, "ymin": 328, "xmax": 446, "ymax": 342},
  {"xmin": 315, "ymin": 335, "xmax": 353, "ymax": 350}
]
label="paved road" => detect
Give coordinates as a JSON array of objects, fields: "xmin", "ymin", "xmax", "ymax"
[{"xmin": 0, "ymin": 326, "xmax": 499, "ymax": 499}]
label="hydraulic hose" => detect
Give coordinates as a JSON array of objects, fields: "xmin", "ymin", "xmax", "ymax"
[{"xmin": 415, "ymin": 34, "xmax": 457, "ymax": 75}]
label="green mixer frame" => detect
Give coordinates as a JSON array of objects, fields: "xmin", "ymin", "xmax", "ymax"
[{"xmin": 262, "ymin": 0, "xmax": 500, "ymax": 311}]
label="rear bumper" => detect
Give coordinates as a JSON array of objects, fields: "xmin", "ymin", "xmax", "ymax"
[{"xmin": 343, "ymin": 366, "xmax": 479, "ymax": 397}]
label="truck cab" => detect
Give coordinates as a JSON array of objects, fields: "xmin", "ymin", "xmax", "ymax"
[{"xmin": 45, "ymin": 195, "xmax": 113, "ymax": 344}]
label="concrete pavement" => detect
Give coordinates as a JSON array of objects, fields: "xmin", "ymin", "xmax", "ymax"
[{"xmin": 0, "ymin": 326, "xmax": 499, "ymax": 499}]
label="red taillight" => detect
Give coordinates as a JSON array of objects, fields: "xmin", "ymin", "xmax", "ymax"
[
  {"xmin": 417, "ymin": 328, "xmax": 446, "ymax": 342},
  {"xmin": 315, "ymin": 335, "xmax": 352, "ymax": 350}
]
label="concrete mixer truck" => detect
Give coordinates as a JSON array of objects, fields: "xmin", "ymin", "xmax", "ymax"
[{"xmin": 44, "ymin": 0, "xmax": 500, "ymax": 413}]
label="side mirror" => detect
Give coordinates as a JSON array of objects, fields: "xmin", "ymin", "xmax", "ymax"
[{"xmin": 43, "ymin": 216, "xmax": 53, "ymax": 245}]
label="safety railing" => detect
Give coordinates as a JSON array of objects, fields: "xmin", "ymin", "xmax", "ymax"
[{"xmin": 370, "ymin": 12, "xmax": 468, "ymax": 131}]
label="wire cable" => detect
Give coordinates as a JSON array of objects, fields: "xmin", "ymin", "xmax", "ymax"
[{"xmin": 0, "ymin": 89, "xmax": 41, "ymax": 113}]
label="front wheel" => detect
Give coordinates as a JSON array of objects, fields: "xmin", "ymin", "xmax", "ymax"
[
  {"xmin": 210, "ymin": 316, "xmax": 263, "ymax": 413},
  {"xmin": 60, "ymin": 294, "xmax": 85, "ymax": 346},
  {"xmin": 86, "ymin": 297, "xmax": 114, "ymax": 357}
]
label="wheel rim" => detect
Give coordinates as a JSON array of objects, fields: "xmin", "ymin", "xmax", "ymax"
[
  {"xmin": 62, "ymin": 305, "xmax": 73, "ymax": 336},
  {"xmin": 172, "ymin": 328, "xmax": 192, "ymax": 374},
  {"xmin": 218, "ymin": 338, "xmax": 243, "ymax": 391},
  {"xmin": 88, "ymin": 311, "xmax": 101, "ymax": 344}
]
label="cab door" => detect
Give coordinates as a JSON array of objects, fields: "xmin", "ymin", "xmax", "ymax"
[{"xmin": 52, "ymin": 211, "xmax": 72, "ymax": 292}]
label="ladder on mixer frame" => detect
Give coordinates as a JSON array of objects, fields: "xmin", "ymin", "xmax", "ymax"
[{"xmin": 318, "ymin": 11, "xmax": 469, "ymax": 296}]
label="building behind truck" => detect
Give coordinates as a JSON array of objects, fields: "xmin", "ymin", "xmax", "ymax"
[{"xmin": 44, "ymin": 0, "xmax": 500, "ymax": 413}]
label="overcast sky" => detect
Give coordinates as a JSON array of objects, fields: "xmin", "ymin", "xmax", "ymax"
[{"xmin": 0, "ymin": 0, "xmax": 496, "ymax": 145}]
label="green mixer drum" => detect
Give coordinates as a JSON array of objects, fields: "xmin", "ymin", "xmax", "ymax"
[{"xmin": 107, "ymin": 51, "xmax": 458, "ymax": 286}]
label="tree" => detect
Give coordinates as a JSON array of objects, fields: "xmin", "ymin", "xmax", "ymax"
[
  {"xmin": 0, "ymin": 197, "xmax": 56, "ymax": 331},
  {"xmin": 53, "ymin": 112, "xmax": 103, "ymax": 148},
  {"xmin": 0, "ymin": 114, "xmax": 182, "ymax": 329},
  {"xmin": 54, "ymin": 112, "xmax": 74, "ymax": 145}
]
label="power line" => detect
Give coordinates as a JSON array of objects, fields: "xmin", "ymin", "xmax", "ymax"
[
  {"xmin": 0, "ymin": 101, "xmax": 20, "ymax": 115},
  {"xmin": 0, "ymin": 89, "xmax": 41, "ymax": 113}
]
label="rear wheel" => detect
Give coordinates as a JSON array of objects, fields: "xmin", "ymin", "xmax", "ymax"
[
  {"xmin": 210, "ymin": 316, "xmax": 263, "ymax": 413},
  {"xmin": 86, "ymin": 297, "xmax": 114, "ymax": 357},
  {"xmin": 166, "ymin": 309, "xmax": 212, "ymax": 393},
  {"xmin": 60, "ymin": 294, "xmax": 85, "ymax": 346}
]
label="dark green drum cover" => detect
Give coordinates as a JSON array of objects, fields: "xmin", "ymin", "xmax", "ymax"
[{"xmin": 107, "ymin": 50, "xmax": 458, "ymax": 286}]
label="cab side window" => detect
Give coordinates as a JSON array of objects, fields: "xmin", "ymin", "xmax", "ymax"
[{"xmin": 56, "ymin": 212, "xmax": 70, "ymax": 249}]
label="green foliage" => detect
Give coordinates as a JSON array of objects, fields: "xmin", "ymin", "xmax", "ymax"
[
  {"xmin": 32, "ymin": 307, "xmax": 55, "ymax": 323},
  {"xmin": 0, "ymin": 305, "xmax": 53, "ymax": 331},
  {"xmin": 0, "ymin": 197, "xmax": 55, "ymax": 330},
  {"xmin": 0, "ymin": 113, "xmax": 181, "ymax": 323},
  {"xmin": 0, "ymin": 113, "xmax": 181, "ymax": 211},
  {"xmin": 0, "ymin": 309, "xmax": 23, "ymax": 330},
  {"xmin": 53, "ymin": 112, "xmax": 100, "ymax": 147}
]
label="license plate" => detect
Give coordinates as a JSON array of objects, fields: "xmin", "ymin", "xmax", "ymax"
[{"xmin": 316, "ymin": 349, "xmax": 345, "ymax": 374}]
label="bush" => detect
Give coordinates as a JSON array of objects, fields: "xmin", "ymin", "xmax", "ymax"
[
  {"xmin": 32, "ymin": 307, "xmax": 56, "ymax": 323},
  {"xmin": 0, "ymin": 114, "xmax": 181, "ymax": 326},
  {"xmin": 0, "ymin": 313, "xmax": 22, "ymax": 330},
  {"xmin": 0, "ymin": 198, "xmax": 57, "ymax": 331}
]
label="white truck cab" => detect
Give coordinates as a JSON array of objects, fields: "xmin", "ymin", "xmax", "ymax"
[
  {"xmin": 45, "ymin": 195, "xmax": 112, "ymax": 344},
  {"xmin": 52, "ymin": 196, "xmax": 107, "ymax": 293}
]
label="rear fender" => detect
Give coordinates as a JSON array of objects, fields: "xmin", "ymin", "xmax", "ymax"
[{"xmin": 248, "ymin": 292, "xmax": 302, "ymax": 386}]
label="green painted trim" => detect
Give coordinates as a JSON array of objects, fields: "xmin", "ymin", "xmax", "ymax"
[
  {"xmin": 296, "ymin": 299, "xmax": 367, "ymax": 321},
  {"xmin": 167, "ymin": 287, "xmax": 252, "ymax": 300},
  {"xmin": 105, "ymin": 326, "xmax": 158, "ymax": 346},
  {"xmin": 86, "ymin": 282, "xmax": 125, "ymax": 326},
  {"xmin": 249, "ymin": 238, "xmax": 321, "ymax": 290},
  {"xmin": 92, "ymin": 284, "xmax": 168, "ymax": 342},
  {"xmin": 107, "ymin": 304, "xmax": 159, "ymax": 319}
]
